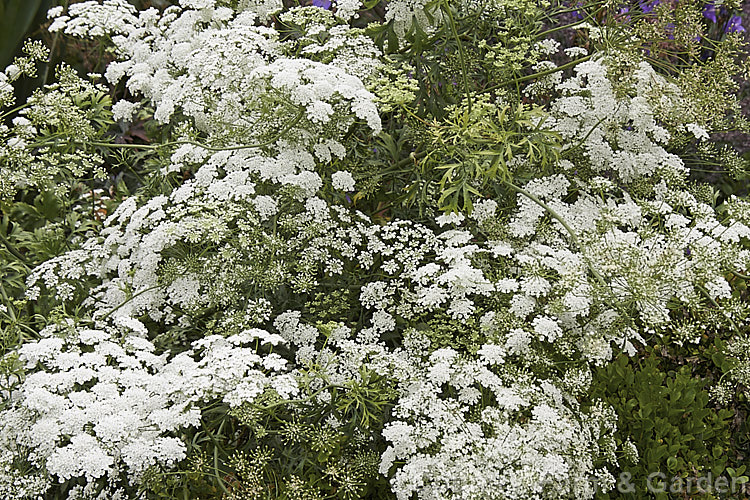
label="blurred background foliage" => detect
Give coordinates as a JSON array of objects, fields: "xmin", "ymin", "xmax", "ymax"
[{"xmin": 0, "ymin": 0, "xmax": 46, "ymax": 69}]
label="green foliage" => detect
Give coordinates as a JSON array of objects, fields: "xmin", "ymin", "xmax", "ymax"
[
  {"xmin": 305, "ymin": 290, "xmax": 356, "ymax": 324},
  {"xmin": 591, "ymin": 354, "xmax": 737, "ymax": 499},
  {"xmin": 142, "ymin": 367, "xmax": 397, "ymax": 500},
  {"xmin": 0, "ymin": 0, "xmax": 45, "ymax": 68},
  {"xmin": 427, "ymin": 96, "xmax": 561, "ymax": 213},
  {"xmin": 413, "ymin": 310, "xmax": 484, "ymax": 354},
  {"xmin": 0, "ymin": 63, "xmax": 115, "ymax": 201}
]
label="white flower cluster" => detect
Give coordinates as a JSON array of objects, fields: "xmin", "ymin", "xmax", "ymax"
[
  {"xmin": 253, "ymin": 58, "xmax": 381, "ymax": 134},
  {"xmin": 485, "ymin": 172, "xmax": 750, "ymax": 363},
  {"xmin": 279, "ymin": 7, "xmax": 383, "ymax": 81},
  {"xmin": 20, "ymin": 156, "xmax": 749, "ymax": 497},
  {"xmin": 380, "ymin": 338, "xmax": 616, "ymax": 500},
  {"xmin": 26, "ymin": 147, "xmax": 501, "ymax": 338},
  {"xmin": 331, "ymin": 170, "xmax": 355, "ymax": 191},
  {"xmin": 22, "ymin": 138, "xmax": 747, "ymax": 495},
  {"xmin": 110, "ymin": 99, "xmax": 139, "ymax": 123},
  {"xmin": 48, "ymin": 0, "xmax": 137, "ymax": 37},
  {"xmin": 0, "ymin": 64, "xmax": 108, "ymax": 200},
  {"xmin": 50, "ymin": 1, "xmax": 380, "ymax": 152},
  {"xmin": 384, "ymin": 0, "xmax": 441, "ymax": 38},
  {"xmin": 0, "ymin": 450, "xmax": 49, "ymax": 500},
  {"xmin": 548, "ymin": 58, "xmax": 687, "ymax": 182},
  {"xmin": 0, "ymin": 321, "xmax": 294, "ymax": 485}
]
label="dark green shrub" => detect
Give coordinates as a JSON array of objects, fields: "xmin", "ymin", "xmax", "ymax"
[{"xmin": 592, "ymin": 353, "xmax": 737, "ymax": 499}]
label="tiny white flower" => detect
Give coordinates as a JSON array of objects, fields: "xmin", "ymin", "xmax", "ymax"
[
  {"xmin": 436, "ymin": 212, "xmax": 464, "ymax": 227},
  {"xmin": 685, "ymin": 123, "xmax": 709, "ymax": 141},
  {"xmin": 331, "ymin": 170, "xmax": 355, "ymax": 191},
  {"xmin": 47, "ymin": 6, "xmax": 64, "ymax": 18},
  {"xmin": 111, "ymin": 100, "xmax": 139, "ymax": 123}
]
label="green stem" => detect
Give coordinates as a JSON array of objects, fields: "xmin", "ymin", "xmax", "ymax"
[
  {"xmin": 560, "ymin": 113, "xmax": 611, "ymax": 159},
  {"xmin": 212, "ymin": 435, "xmax": 230, "ymax": 495},
  {"xmin": 42, "ymin": 0, "xmax": 71, "ymax": 85},
  {"xmin": 400, "ymin": 104, "xmax": 433, "ymax": 126},
  {"xmin": 544, "ymin": 0, "xmax": 605, "ymax": 17},
  {"xmin": 689, "ymin": 169, "xmax": 730, "ymax": 174},
  {"xmin": 481, "ymin": 54, "xmax": 594, "ymax": 94},
  {"xmin": 503, "ymin": 180, "xmax": 582, "ymax": 248},
  {"xmin": 99, "ymin": 285, "xmax": 162, "ymax": 320},
  {"xmin": 501, "ymin": 179, "xmax": 614, "ymax": 303},
  {"xmin": 0, "ymin": 103, "xmax": 31, "ymax": 122},
  {"xmin": 442, "ymin": 1, "xmax": 472, "ymax": 113},
  {"xmin": 0, "ymin": 232, "xmax": 28, "ymax": 266},
  {"xmin": 536, "ymin": 3, "xmax": 608, "ymax": 38},
  {"xmin": 254, "ymin": 383, "xmax": 349, "ymax": 412},
  {"xmin": 536, "ymin": 19, "xmax": 591, "ymax": 38}
]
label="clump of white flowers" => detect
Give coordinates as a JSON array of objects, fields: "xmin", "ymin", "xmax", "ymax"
[
  {"xmin": 1, "ymin": 321, "xmax": 295, "ymax": 485},
  {"xmin": 331, "ymin": 170, "xmax": 355, "ymax": 191},
  {"xmin": 1, "ymin": 0, "xmax": 748, "ymax": 498},
  {"xmin": 50, "ymin": 0, "xmax": 380, "ymax": 154},
  {"xmin": 380, "ymin": 338, "xmax": 617, "ymax": 500},
  {"xmin": 548, "ymin": 58, "xmax": 687, "ymax": 183}
]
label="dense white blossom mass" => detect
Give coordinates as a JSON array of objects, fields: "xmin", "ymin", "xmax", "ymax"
[{"xmin": 0, "ymin": 0, "xmax": 748, "ymax": 499}]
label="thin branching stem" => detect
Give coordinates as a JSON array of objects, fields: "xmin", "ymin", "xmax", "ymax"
[
  {"xmin": 99, "ymin": 285, "xmax": 162, "ymax": 320},
  {"xmin": 442, "ymin": 1, "xmax": 472, "ymax": 113},
  {"xmin": 0, "ymin": 232, "xmax": 29, "ymax": 267},
  {"xmin": 481, "ymin": 54, "xmax": 594, "ymax": 94}
]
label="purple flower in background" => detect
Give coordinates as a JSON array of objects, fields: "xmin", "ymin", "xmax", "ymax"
[
  {"xmin": 312, "ymin": 0, "xmax": 332, "ymax": 8},
  {"xmin": 702, "ymin": 2, "xmax": 717, "ymax": 23},
  {"xmin": 666, "ymin": 22, "xmax": 675, "ymax": 40},
  {"xmin": 572, "ymin": 1, "xmax": 584, "ymax": 20},
  {"xmin": 639, "ymin": 0, "xmax": 659, "ymax": 14},
  {"xmin": 618, "ymin": 6, "xmax": 631, "ymax": 22},
  {"xmin": 726, "ymin": 15, "xmax": 746, "ymax": 33}
]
